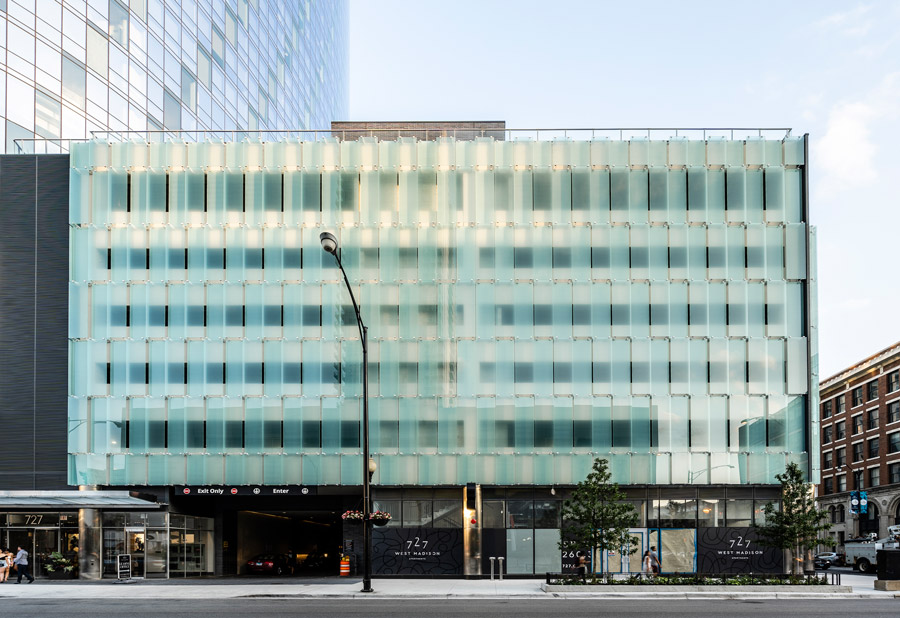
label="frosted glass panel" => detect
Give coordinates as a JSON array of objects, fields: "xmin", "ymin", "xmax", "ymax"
[{"xmin": 70, "ymin": 136, "xmax": 811, "ymax": 489}]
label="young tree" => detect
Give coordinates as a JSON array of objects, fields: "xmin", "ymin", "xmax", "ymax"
[
  {"xmin": 559, "ymin": 457, "xmax": 639, "ymax": 580},
  {"xmin": 754, "ymin": 461, "xmax": 833, "ymax": 574}
]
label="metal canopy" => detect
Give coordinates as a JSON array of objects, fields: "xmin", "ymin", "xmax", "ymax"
[{"xmin": 0, "ymin": 491, "xmax": 160, "ymax": 509}]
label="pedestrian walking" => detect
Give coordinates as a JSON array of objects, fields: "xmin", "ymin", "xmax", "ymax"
[
  {"xmin": 14, "ymin": 546, "xmax": 34, "ymax": 583},
  {"xmin": 576, "ymin": 554, "xmax": 587, "ymax": 583},
  {"xmin": 641, "ymin": 550, "xmax": 653, "ymax": 578},
  {"xmin": 0, "ymin": 546, "xmax": 14, "ymax": 583},
  {"xmin": 649, "ymin": 545, "xmax": 661, "ymax": 575}
]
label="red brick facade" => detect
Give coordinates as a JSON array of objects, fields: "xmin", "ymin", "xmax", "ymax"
[{"xmin": 818, "ymin": 343, "xmax": 900, "ymax": 541}]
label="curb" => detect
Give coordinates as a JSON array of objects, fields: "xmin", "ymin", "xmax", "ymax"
[{"xmin": 2, "ymin": 592, "xmax": 892, "ymax": 601}]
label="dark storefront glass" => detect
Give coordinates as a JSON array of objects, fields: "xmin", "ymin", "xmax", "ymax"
[
  {"xmin": 533, "ymin": 501, "xmax": 560, "ymax": 528},
  {"xmin": 481, "ymin": 501, "xmax": 506, "ymax": 529},
  {"xmin": 432, "ymin": 500, "xmax": 462, "ymax": 528},
  {"xmin": 506, "ymin": 501, "xmax": 534, "ymax": 529}
]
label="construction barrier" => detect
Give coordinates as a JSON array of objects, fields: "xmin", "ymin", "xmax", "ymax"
[{"xmin": 340, "ymin": 555, "xmax": 350, "ymax": 576}]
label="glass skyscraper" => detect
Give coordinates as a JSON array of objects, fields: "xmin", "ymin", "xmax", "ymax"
[
  {"xmin": 0, "ymin": 0, "xmax": 348, "ymax": 153},
  {"xmin": 68, "ymin": 133, "xmax": 817, "ymax": 490}
]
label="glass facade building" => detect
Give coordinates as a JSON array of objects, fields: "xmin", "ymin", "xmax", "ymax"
[
  {"xmin": 68, "ymin": 133, "xmax": 818, "ymax": 491},
  {"xmin": 0, "ymin": 0, "xmax": 348, "ymax": 152}
]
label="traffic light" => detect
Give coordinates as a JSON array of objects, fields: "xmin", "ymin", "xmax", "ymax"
[
  {"xmin": 859, "ymin": 491, "xmax": 868, "ymax": 514},
  {"xmin": 849, "ymin": 491, "xmax": 860, "ymax": 515}
]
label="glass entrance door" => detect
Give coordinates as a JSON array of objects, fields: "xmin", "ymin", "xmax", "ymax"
[
  {"xmin": 33, "ymin": 529, "xmax": 59, "ymax": 577},
  {"xmin": 5, "ymin": 529, "xmax": 34, "ymax": 577},
  {"xmin": 125, "ymin": 528, "xmax": 146, "ymax": 578}
]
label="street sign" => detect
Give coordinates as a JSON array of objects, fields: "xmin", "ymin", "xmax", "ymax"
[
  {"xmin": 117, "ymin": 554, "xmax": 132, "ymax": 580},
  {"xmin": 859, "ymin": 491, "xmax": 868, "ymax": 514},
  {"xmin": 176, "ymin": 485, "xmax": 317, "ymax": 496}
]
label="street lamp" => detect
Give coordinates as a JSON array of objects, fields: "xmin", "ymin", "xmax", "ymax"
[
  {"xmin": 688, "ymin": 464, "xmax": 735, "ymax": 483},
  {"xmin": 320, "ymin": 231, "xmax": 374, "ymax": 593}
]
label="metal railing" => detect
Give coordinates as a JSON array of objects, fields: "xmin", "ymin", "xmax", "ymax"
[
  {"xmin": 545, "ymin": 570, "xmax": 836, "ymax": 585},
  {"xmin": 87, "ymin": 127, "xmax": 793, "ymax": 142},
  {"xmin": 13, "ymin": 126, "xmax": 795, "ymax": 154}
]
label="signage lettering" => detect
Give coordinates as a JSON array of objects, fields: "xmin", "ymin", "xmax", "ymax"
[
  {"xmin": 175, "ymin": 486, "xmax": 317, "ymax": 496},
  {"xmin": 697, "ymin": 527, "xmax": 782, "ymax": 573},
  {"xmin": 372, "ymin": 528, "xmax": 463, "ymax": 575},
  {"xmin": 117, "ymin": 554, "xmax": 132, "ymax": 580},
  {"xmin": 7, "ymin": 513, "xmax": 64, "ymax": 526}
]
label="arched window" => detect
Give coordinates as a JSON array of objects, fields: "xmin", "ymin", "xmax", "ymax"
[
  {"xmin": 895, "ymin": 502, "xmax": 900, "ymax": 526},
  {"xmin": 860, "ymin": 504, "xmax": 880, "ymax": 536},
  {"xmin": 838, "ymin": 505, "xmax": 846, "ymax": 523},
  {"xmin": 830, "ymin": 505, "xmax": 837, "ymax": 524}
]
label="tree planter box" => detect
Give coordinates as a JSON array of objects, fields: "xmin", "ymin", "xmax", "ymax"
[{"xmin": 541, "ymin": 583, "xmax": 853, "ymax": 594}]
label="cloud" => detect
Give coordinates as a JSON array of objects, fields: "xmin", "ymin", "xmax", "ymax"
[
  {"xmin": 816, "ymin": 72, "xmax": 900, "ymax": 190},
  {"xmin": 814, "ymin": 5, "xmax": 872, "ymax": 34},
  {"xmin": 817, "ymin": 102, "xmax": 877, "ymax": 186}
]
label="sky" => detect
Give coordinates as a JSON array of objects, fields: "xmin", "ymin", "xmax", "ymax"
[{"xmin": 348, "ymin": 0, "xmax": 900, "ymax": 379}]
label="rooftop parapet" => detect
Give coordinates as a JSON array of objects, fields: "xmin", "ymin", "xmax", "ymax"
[{"xmin": 55, "ymin": 129, "xmax": 804, "ymax": 171}]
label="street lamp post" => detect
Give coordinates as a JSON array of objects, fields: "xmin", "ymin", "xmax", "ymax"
[
  {"xmin": 320, "ymin": 231, "xmax": 374, "ymax": 593},
  {"xmin": 688, "ymin": 464, "xmax": 735, "ymax": 483}
]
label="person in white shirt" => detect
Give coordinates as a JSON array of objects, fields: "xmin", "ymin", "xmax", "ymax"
[{"xmin": 0, "ymin": 546, "xmax": 14, "ymax": 582}]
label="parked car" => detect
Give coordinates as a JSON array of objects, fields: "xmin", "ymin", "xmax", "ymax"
[
  {"xmin": 815, "ymin": 552, "xmax": 841, "ymax": 566},
  {"xmin": 814, "ymin": 557, "xmax": 831, "ymax": 570},
  {"xmin": 245, "ymin": 553, "xmax": 295, "ymax": 576}
]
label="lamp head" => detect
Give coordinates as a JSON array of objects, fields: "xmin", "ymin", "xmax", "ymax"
[
  {"xmin": 320, "ymin": 231, "xmax": 338, "ymax": 254},
  {"xmin": 368, "ymin": 458, "xmax": 378, "ymax": 474}
]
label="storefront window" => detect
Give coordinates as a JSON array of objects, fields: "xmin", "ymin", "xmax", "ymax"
[
  {"xmin": 506, "ymin": 500, "xmax": 534, "ymax": 528},
  {"xmin": 656, "ymin": 499, "xmax": 697, "ymax": 528},
  {"xmin": 432, "ymin": 500, "xmax": 462, "ymax": 528},
  {"xmin": 533, "ymin": 500, "xmax": 560, "ymax": 528},
  {"xmin": 754, "ymin": 500, "xmax": 779, "ymax": 524},
  {"xmin": 372, "ymin": 500, "xmax": 401, "ymax": 527},
  {"xmin": 726, "ymin": 499, "xmax": 754, "ymax": 526},
  {"xmin": 99, "ymin": 511, "xmax": 211, "ymax": 578},
  {"xmin": 102, "ymin": 528, "xmax": 125, "ymax": 577},
  {"xmin": 534, "ymin": 529, "xmax": 562, "ymax": 573},
  {"xmin": 1, "ymin": 512, "xmax": 79, "ymax": 579},
  {"xmin": 506, "ymin": 529, "xmax": 533, "ymax": 573},
  {"xmin": 698, "ymin": 499, "xmax": 725, "ymax": 527},
  {"xmin": 402, "ymin": 500, "xmax": 432, "ymax": 527},
  {"xmin": 481, "ymin": 501, "xmax": 505, "ymax": 528},
  {"xmin": 169, "ymin": 523, "xmax": 214, "ymax": 577}
]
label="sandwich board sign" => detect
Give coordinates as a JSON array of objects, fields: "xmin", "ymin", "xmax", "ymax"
[{"xmin": 117, "ymin": 554, "xmax": 132, "ymax": 580}]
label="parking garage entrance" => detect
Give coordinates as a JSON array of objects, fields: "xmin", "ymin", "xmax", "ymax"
[
  {"xmin": 171, "ymin": 486, "xmax": 349, "ymax": 577},
  {"xmin": 233, "ymin": 510, "xmax": 341, "ymax": 575}
]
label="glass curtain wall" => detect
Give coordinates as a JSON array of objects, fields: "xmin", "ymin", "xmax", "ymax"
[
  {"xmin": 1, "ymin": 0, "xmax": 348, "ymax": 153},
  {"xmin": 69, "ymin": 136, "xmax": 812, "ymax": 487}
]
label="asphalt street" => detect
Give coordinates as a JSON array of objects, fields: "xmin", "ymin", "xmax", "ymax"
[{"xmin": 2, "ymin": 599, "xmax": 899, "ymax": 618}]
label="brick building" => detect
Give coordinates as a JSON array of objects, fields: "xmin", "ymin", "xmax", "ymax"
[{"xmin": 818, "ymin": 342, "xmax": 900, "ymax": 548}]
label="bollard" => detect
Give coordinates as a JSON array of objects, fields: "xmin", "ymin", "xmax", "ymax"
[
  {"xmin": 498, "ymin": 557, "xmax": 504, "ymax": 580},
  {"xmin": 489, "ymin": 556, "xmax": 496, "ymax": 581}
]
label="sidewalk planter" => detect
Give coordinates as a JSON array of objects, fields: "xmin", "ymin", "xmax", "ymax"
[{"xmin": 541, "ymin": 583, "xmax": 854, "ymax": 594}]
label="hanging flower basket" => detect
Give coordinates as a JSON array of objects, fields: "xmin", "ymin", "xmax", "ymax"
[
  {"xmin": 342, "ymin": 510, "xmax": 365, "ymax": 523},
  {"xmin": 369, "ymin": 511, "xmax": 392, "ymax": 526}
]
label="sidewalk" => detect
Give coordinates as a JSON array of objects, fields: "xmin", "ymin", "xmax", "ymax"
[{"xmin": 0, "ymin": 573, "xmax": 896, "ymax": 600}]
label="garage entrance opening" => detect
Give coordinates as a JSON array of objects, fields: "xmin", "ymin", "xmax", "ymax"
[{"xmin": 237, "ymin": 510, "xmax": 341, "ymax": 576}]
